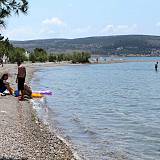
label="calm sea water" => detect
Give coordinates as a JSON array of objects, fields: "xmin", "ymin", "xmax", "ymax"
[
  {"xmin": 91, "ymin": 56, "xmax": 160, "ymax": 62},
  {"xmin": 31, "ymin": 61, "xmax": 160, "ymax": 160}
]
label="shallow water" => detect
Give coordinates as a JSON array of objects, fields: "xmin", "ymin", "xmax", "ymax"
[{"xmin": 32, "ymin": 62, "xmax": 160, "ymax": 160}]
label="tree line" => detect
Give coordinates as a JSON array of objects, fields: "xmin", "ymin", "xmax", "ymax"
[
  {"xmin": 0, "ymin": 37, "xmax": 27, "ymax": 63},
  {"xmin": 29, "ymin": 48, "xmax": 91, "ymax": 63},
  {"xmin": 0, "ymin": 38, "xmax": 91, "ymax": 63}
]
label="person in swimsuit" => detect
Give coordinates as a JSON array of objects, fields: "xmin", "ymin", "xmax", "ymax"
[{"xmin": 16, "ymin": 61, "xmax": 26, "ymax": 100}]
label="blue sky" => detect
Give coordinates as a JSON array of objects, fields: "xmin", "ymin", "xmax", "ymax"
[{"xmin": 2, "ymin": 0, "xmax": 160, "ymax": 40}]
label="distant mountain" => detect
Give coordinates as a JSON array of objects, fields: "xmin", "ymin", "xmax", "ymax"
[{"xmin": 11, "ymin": 35, "xmax": 160, "ymax": 55}]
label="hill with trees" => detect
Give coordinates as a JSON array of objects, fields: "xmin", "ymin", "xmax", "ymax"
[{"xmin": 11, "ymin": 35, "xmax": 160, "ymax": 56}]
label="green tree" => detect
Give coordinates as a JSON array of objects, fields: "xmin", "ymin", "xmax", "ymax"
[
  {"xmin": 29, "ymin": 53, "xmax": 36, "ymax": 63},
  {"xmin": 57, "ymin": 54, "xmax": 64, "ymax": 62},
  {"xmin": 9, "ymin": 47, "xmax": 27, "ymax": 63},
  {"xmin": 0, "ymin": 0, "xmax": 29, "ymax": 63},
  {"xmin": 71, "ymin": 52, "xmax": 91, "ymax": 63},
  {"xmin": 48, "ymin": 54, "xmax": 57, "ymax": 62},
  {"xmin": 0, "ymin": 37, "xmax": 13, "ymax": 57},
  {"xmin": 4, "ymin": 38, "xmax": 13, "ymax": 56},
  {"xmin": 33, "ymin": 48, "xmax": 48, "ymax": 62},
  {"xmin": 0, "ymin": 0, "xmax": 28, "ymax": 27}
]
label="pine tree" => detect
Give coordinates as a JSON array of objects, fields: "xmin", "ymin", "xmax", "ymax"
[{"xmin": 0, "ymin": 0, "xmax": 28, "ymax": 27}]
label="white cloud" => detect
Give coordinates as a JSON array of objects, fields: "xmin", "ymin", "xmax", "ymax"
[
  {"xmin": 72, "ymin": 26, "xmax": 92, "ymax": 34},
  {"xmin": 117, "ymin": 25, "xmax": 129, "ymax": 30},
  {"xmin": 2, "ymin": 21, "xmax": 138, "ymax": 40},
  {"xmin": 39, "ymin": 28, "xmax": 56, "ymax": 35},
  {"xmin": 2, "ymin": 27, "xmax": 35, "ymax": 40},
  {"xmin": 101, "ymin": 25, "xmax": 114, "ymax": 33},
  {"xmin": 101, "ymin": 24, "xmax": 138, "ymax": 35},
  {"xmin": 42, "ymin": 17, "xmax": 65, "ymax": 26}
]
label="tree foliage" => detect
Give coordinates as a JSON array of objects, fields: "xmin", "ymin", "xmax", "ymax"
[
  {"xmin": 48, "ymin": 52, "xmax": 91, "ymax": 63},
  {"xmin": 29, "ymin": 53, "xmax": 36, "ymax": 63},
  {"xmin": 29, "ymin": 48, "xmax": 91, "ymax": 63},
  {"xmin": 0, "ymin": 38, "xmax": 28, "ymax": 62},
  {"xmin": 0, "ymin": 38, "xmax": 91, "ymax": 64},
  {"xmin": 29, "ymin": 48, "xmax": 48, "ymax": 62},
  {"xmin": 9, "ymin": 47, "xmax": 27, "ymax": 63},
  {"xmin": 48, "ymin": 54, "xmax": 57, "ymax": 62},
  {"xmin": 0, "ymin": 0, "xmax": 28, "ymax": 27}
]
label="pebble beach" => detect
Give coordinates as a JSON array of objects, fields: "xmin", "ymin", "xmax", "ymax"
[{"xmin": 0, "ymin": 63, "xmax": 76, "ymax": 160}]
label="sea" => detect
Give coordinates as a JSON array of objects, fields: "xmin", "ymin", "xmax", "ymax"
[{"xmin": 31, "ymin": 57, "xmax": 160, "ymax": 160}]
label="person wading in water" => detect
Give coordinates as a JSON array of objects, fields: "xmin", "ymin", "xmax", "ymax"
[{"xmin": 155, "ymin": 61, "xmax": 158, "ymax": 71}]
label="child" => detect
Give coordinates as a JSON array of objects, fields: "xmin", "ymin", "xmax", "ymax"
[{"xmin": 16, "ymin": 61, "xmax": 26, "ymax": 101}]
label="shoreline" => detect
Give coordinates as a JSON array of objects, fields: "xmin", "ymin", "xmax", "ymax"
[
  {"xmin": 0, "ymin": 62, "xmax": 77, "ymax": 160},
  {"xmin": 29, "ymin": 63, "xmax": 81, "ymax": 160},
  {"xmin": 0, "ymin": 60, "xmax": 157, "ymax": 159}
]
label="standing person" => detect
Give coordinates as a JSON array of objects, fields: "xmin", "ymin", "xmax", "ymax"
[
  {"xmin": 155, "ymin": 61, "xmax": 158, "ymax": 71},
  {"xmin": 16, "ymin": 61, "xmax": 26, "ymax": 101},
  {"xmin": 96, "ymin": 57, "xmax": 99, "ymax": 63}
]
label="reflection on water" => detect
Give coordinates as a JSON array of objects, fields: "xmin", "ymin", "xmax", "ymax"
[{"xmin": 32, "ymin": 61, "xmax": 160, "ymax": 160}]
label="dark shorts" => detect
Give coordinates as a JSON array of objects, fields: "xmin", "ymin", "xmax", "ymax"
[
  {"xmin": 18, "ymin": 77, "xmax": 25, "ymax": 90},
  {"xmin": 0, "ymin": 86, "xmax": 7, "ymax": 93}
]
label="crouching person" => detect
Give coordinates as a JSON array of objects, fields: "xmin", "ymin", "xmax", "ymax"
[
  {"xmin": 0, "ymin": 73, "xmax": 13, "ymax": 95},
  {"xmin": 24, "ymin": 83, "xmax": 32, "ymax": 99}
]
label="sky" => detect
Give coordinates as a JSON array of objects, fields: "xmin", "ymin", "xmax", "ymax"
[{"xmin": 1, "ymin": 0, "xmax": 160, "ymax": 40}]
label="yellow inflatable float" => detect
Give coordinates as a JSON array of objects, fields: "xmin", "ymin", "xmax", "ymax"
[
  {"xmin": 32, "ymin": 93, "xmax": 44, "ymax": 98},
  {"xmin": 11, "ymin": 87, "xmax": 44, "ymax": 98}
]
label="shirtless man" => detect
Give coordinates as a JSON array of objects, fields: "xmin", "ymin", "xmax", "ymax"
[{"xmin": 16, "ymin": 61, "xmax": 26, "ymax": 101}]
